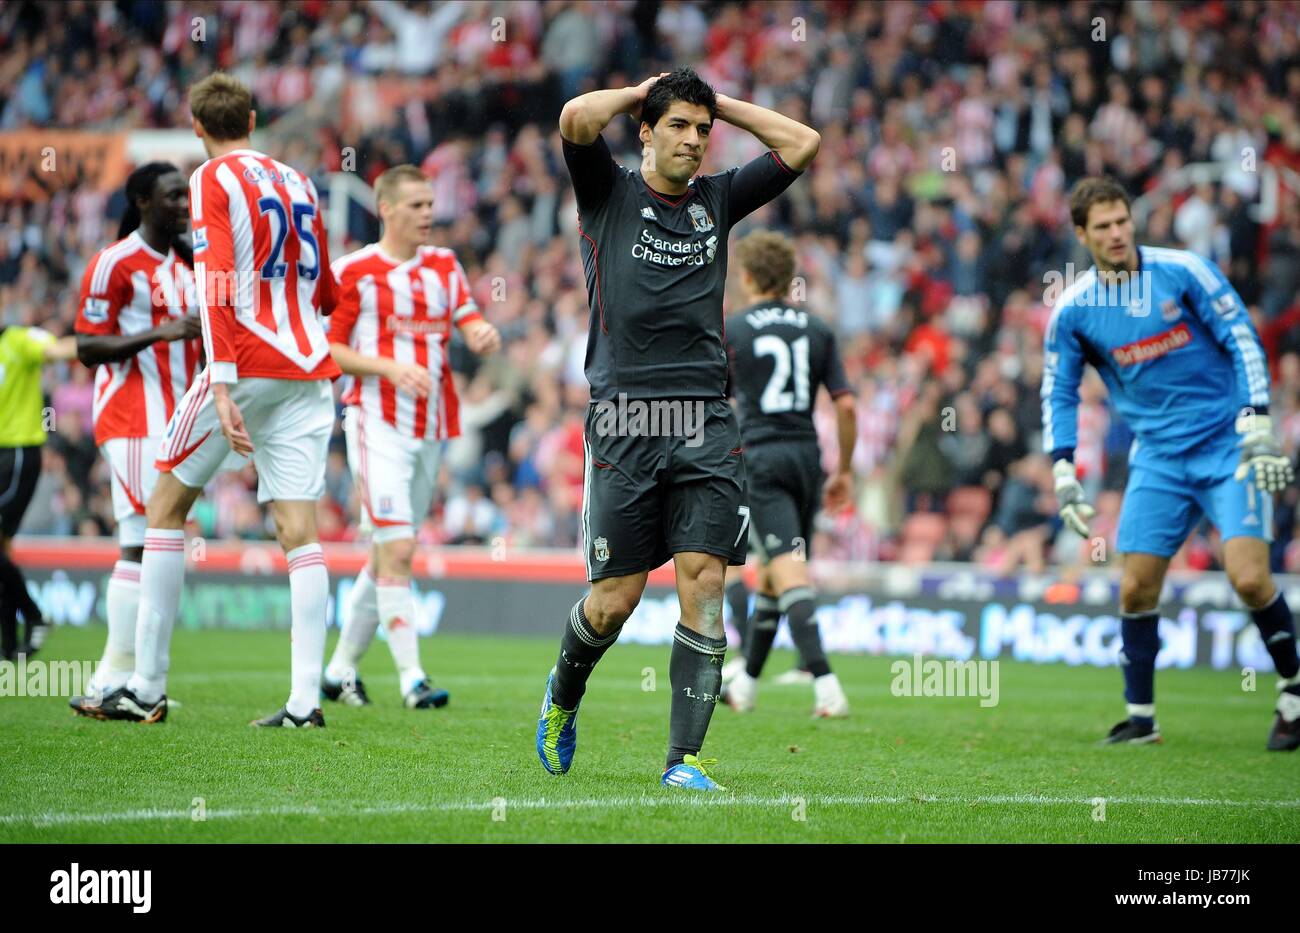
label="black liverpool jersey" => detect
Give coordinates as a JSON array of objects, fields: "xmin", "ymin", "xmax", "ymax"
[
  {"xmin": 562, "ymin": 135, "xmax": 801, "ymax": 401},
  {"xmin": 725, "ymin": 301, "xmax": 853, "ymax": 445}
]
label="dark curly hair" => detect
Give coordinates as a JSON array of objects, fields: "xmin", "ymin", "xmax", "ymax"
[
  {"xmin": 641, "ymin": 66, "xmax": 717, "ymax": 130},
  {"xmin": 118, "ymin": 161, "xmax": 192, "ymax": 265}
]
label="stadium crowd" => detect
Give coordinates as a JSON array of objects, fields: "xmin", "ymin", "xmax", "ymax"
[{"xmin": 3, "ymin": 0, "xmax": 1299, "ymax": 572}]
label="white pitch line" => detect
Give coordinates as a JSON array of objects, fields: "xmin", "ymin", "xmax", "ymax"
[{"xmin": 3, "ymin": 793, "xmax": 1299, "ymax": 829}]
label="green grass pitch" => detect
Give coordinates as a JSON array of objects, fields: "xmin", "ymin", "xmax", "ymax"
[{"xmin": 1, "ymin": 625, "xmax": 1297, "ymax": 843}]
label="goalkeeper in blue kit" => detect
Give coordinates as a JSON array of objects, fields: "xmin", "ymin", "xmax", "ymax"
[{"xmin": 1042, "ymin": 177, "xmax": 1298, "ymax": 750}]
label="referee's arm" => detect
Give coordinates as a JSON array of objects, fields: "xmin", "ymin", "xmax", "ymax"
[{"xmin": 42, "ymin": 336, "xmax": 77, "ymax": 364}]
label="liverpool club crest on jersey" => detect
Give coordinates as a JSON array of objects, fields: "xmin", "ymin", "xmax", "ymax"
[{"xmin": 687, "ymin": 202, "xmax": 714, "ymax": 233}]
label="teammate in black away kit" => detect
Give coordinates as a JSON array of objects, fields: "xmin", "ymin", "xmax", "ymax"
[
  {"xmin": 720, "ymin": 230, "xmax": 858, "ymax": 718},
  {"xmin": 535, "ymin": 67, "xmax": 820, "ymax": 790}
]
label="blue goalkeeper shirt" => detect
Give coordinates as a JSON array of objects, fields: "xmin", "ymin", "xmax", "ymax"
[{"xmin": 1041, "ymin": 245, "xmax": 1270, "ymax": 460}]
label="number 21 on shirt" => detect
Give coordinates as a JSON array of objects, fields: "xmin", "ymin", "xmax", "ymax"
[{"xmin": 755, "ymin": 334, "xmax": 810, "ymax": 413}]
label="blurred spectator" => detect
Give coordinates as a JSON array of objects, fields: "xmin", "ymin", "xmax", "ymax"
[{"xmin": 4, "ymin": 0, "xmax": 1298, "ymax": 573}]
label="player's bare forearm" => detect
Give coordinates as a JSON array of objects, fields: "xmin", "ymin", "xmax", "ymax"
[
  {"xmin": 77, "ymin": 332, "xmax": 157, "ymax": 367},
  {"xmin": 457, "ymin": 317, "xmax": 501, "ymax": 355},
  {"xmin": 559, "ymin": 88, "xmax": 641, "ymax": 144},
  {"xmin": 211, "ymin": 381, "xmax": 254, "ymax": 454},
  {"xmin": 330, "ymin": 342, "xmax": 394, "ymax": 379},
  {"xmin": 76, "ymin": 318, "xmax": 198, "ymax": 367},
  {"xmin": 330, "ymin": 341, "xmax": 431, "ymax": 398},
  {"xmin": 714, "ymin": 94, "xmax": 820, "ymax": 170},
  {"xmin": 835, "ymin": 396, "xmax": 856, "ymax": 474}
]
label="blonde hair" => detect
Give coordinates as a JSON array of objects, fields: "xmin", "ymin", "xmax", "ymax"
[
  {"xmin": 375, "ymin": 165, "xmax": 430, "ymax": 205},
  {"xmin": 735, "ymin": 229, "xmax": 796, "ymax": 297},
  {"xmin": 189, "ymin": 73, "xmax": 253, "ymax": 141}
]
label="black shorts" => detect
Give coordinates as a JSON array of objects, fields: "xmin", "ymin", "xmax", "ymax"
[
  {"xmin": 0, "ymin": 445, "xmax": 41, "ymax": 538},
  {"xmin": 745, "ymin": 439, "xmax": 823, "ymax": 563},
  {"xmin": 582, "ymin": 398, "xmax": 748, "ymax": 581}
]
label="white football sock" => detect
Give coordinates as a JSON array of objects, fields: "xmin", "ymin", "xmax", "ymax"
[
  {"xmin": 377, "ymin": 577, "xmax": 425, "ymax": 695},
  {"xmin": 325, "ymin": 566, "xmax": 378, "ymax": 683},
  {"xmin": 286, "ymin": 544, "xmax": 329, "ymax": 719},
  {"xmin": 127, "ymin": 531, "xmax": 185, "ymax": 704},
  {"xmin": 1278, "ymin": 691, "xmax": 1300, "ymax": 723},
  {"xmin": 94, "ymin": 560, "xmax": 140, "ymax": 693}
]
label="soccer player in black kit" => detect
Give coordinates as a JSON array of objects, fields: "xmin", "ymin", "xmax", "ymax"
[
  {"xmin": 536, "ymin": 68, "xmax": 820, "ymax": 790},
  {"xmin": 720, "ymin": 230, "xmax": 857, "ymax": 718}
]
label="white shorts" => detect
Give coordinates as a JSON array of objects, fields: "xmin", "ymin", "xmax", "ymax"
[
  {"xmin": 159, "ymin": 373, "xmax": 334, "ymax": 503},
  {"xmin": 343, "ymin": 407, "xmax": 443, "ymax": 544},
  {"xmin": 101, "ymin": 436, "xmax": 161, "ymax": 547}
]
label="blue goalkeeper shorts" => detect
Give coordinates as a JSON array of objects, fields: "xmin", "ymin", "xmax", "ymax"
[{"xmin": 1116, "ymin": 422, "xmax": 1273, "ymax": 558}]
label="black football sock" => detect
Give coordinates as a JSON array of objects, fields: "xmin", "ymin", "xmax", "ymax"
[
  {"xmin": 0, "ymin": 553, "xmax": 40, "ymax": 624},
  {"xmin": 0, "ymin": 592, "xmax": 16, "ymax": 659},
  {"xmin": 551, "ymin": 597, "xmax": 617, "ymax": 710},
  {"xmin": 1249, "ymin": 591, "xmax": 1300, "ymax": 686},
  {"xmin": 725, "ymin": 578, "xmax": 751, "ymax": 658},
  {"xmin": 781, "ymin": 586, "xmax": 830, "ymax": 678},
  {"xmin": 744, "ymin": 594, "xmax": 781, "ymax": 678},
  {"xmin": 1119, "ymin": 612, "xmax": 1159, "ymax": 726},
  {"xmin": 666, "ymin": 623, "xmax": 726, "ymax": 769}
]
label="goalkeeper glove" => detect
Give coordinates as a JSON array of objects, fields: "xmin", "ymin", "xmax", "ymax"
[
  {"xmin": 1053, "ymin": 458, "xmax": 1095, "ymax": 537},
  {"xmin": 1234, "ymin": 413, "xmax": 1295, "ymax": 493}
]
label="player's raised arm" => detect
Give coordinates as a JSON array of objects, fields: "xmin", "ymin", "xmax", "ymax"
[
  {"xmin": 711, "ymin": 92, "xmax": 818, "ymax": 224},
  {"xmin": 559, "ymin": 74, "xmax": 664, "ymax": 145},
  {"xmin": 714, "ymin": 93, "xmax": 820, "ymax": 172},
  {"xmin": 1175, "ymin": 252, "xmax": 1294, "ymax": 492},
  {"xmin": 1042, "ymin": 303, "xmax": 1094, "ymax": 535},
  {"xmin": 559, "ymin": 76, "xmax": 664, "ymax": 212}
]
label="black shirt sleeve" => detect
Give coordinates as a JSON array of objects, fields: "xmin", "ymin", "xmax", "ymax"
[
  {"xmin": 561, "ymin": 135, "xmax": 620, "ymax": 213},
  {"xmin": 822, "ymin": 328, "xmax": 853, "ymax": 398},
  {"xmin": 723, "ymin": 150, "xmax": 802, "ymax": 225}
]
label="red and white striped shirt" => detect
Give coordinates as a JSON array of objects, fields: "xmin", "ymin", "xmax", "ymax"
[
  {"xmin": 189, "ymin": 148, "xmax": 340, "ymax": 383},
  {"xmin": 328, "ymin": 244, "xmax": 481, "ymax": 440},
  {"xmin": 75, "ymin": 231, "xmax": 201, "ymax": 445}
]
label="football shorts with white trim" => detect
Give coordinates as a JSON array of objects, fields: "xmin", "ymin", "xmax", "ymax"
[
  {"xmin": 101, "ymin": 435, "xmax": 161, "ymax": 547},
  {"xmin": 342, "ymin": 406, "xmax": 443, "ymax": 544},
  {"xmin": 157, "ymin": 372, "xmax": 333, "ymax": 502},
  {"xmin": 1117, "ymin": 421, "xmax": 1273, "ymax": 559},
  {"xmin": 581, "ymin": 398, "xmax": 748, "ymax": 581}
]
